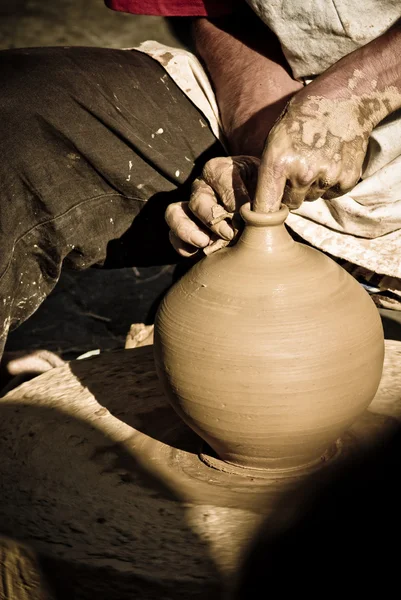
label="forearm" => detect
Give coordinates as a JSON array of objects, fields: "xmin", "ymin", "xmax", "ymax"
[
  {"xmin": 293, "ymin": 19, "xmax": 401, "ymax": 130},
  {"xmin": 192, "ymin": 7, "xmax": 302, "ymax": 157}
]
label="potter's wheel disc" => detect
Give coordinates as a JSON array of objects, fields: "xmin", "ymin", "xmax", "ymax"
[{"xmin": 0, "ymin": 340, "xmax": 400, "ymax": 597}]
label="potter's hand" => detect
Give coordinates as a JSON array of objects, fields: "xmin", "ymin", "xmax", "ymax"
[
  {"xmin": 256, "ymin": 20, "xmax": 401, "ymax": 213},
  {"xmin": 166, "ymin": 156, "xmax": 260, "ymax": 256},
  {"xmin": 255, "ymin": 91, "xmax": 371, "ymax": 212}
]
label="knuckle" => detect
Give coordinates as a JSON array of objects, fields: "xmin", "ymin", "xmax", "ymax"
[
  {"xmin": 188, "ymin": 193, "xmax": 203, "ymax": 214},
  {"xmin": 219, "ymin": 188, "xmax": 237, "ymax": 211},
  {"xmin": 294, "ymin": 162, "xmax": 317, "ymax": 187},
  {"xmin": 317, "ymin": 165, "xmax": 334, "ymax": 187},
  {"xmin": 340, "ymin": 171, "xmax": 361, "ymax": 193},
  {"xmin": 190, "ymin": 177, "xmax": 206, "ymax": 194},
  {"xmin": 190, "ymin": 178, "xmax": 214, "ymax": 206},
  {"xmin": 175, "ymin": 223, "xmax": 190, "ymax": 240},
  {"xmin": 164, "ymin": 203, "xmax": 179, "ymax": 225},
  {"xmin": 202, "ymin": 157, "xmax": 231, "ymax": 179},
  {"xmin": 318, "ymin": 176, "xmax": 337, "ymax": 189},
  {"xmin": 305, "ymin": 187, "xmax": 325, "ymax": 201},
  {"xmin": 297, "ymin": 173, "xmax": 314, "ymax": 187}
]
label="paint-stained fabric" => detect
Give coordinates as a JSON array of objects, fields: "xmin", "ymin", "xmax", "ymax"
[{"xmin": 0, "ymin": 46, "xmax": 223, "ymax": 358}]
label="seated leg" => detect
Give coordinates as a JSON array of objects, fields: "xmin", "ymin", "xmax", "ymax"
[{"xmin": 0, "ymin": 46, "xmax": 224, "ymax": 361}]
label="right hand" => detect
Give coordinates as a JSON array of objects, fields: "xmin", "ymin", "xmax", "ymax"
[
  {"xmin": 165, "ymin": 156, "xmax": 260, "ymax": 256},
  {"xmin": 255, "ymin": 91, "xmax": 371, "ymax": 213}
]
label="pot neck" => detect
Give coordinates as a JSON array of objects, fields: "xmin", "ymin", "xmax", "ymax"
[{"xmin": 236, "ymin": 203, "xmax": 294, "ymax": 252}]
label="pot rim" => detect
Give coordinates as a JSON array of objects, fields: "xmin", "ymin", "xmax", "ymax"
[{"xmin": 240, "ymin": 203, "xmax": 289, "ymax": 226}]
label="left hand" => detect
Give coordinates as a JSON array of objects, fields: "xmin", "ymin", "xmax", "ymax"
[{"xmin": 165, "ymin": 155, "xmax": 260, "ymax": 256}]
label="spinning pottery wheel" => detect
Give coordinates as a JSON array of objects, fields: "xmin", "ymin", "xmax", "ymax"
[{"xmin": 0, "ymin": 339, "xmax": 401, "ymax": 599}]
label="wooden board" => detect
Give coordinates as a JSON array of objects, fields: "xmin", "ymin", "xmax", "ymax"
[{"xmin": 0, "ymin": 340, "xmax": 400, "ymax": 598}]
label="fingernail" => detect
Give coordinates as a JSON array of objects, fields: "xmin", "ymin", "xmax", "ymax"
[
  {"xmin": 190, "ymin": 231, "xmax": 210, "ymax": 247},
  {"xmin": 217, "ymin": 221, "xmax": 234, "ymax": 241}
]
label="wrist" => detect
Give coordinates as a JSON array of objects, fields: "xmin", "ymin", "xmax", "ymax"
[{"xmin": 225, "ymin": 96, "xmax": 293, "ymax": 157}]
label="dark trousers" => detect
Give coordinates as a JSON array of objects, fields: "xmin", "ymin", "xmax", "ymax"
[{"xmin": 0, "ymin": 46, "xmax": 224, "ymax": 359}]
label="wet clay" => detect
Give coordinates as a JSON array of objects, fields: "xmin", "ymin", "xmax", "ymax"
[{"xmin": 154, "ymin": 203, "xmax": 385, "ymax": 471}]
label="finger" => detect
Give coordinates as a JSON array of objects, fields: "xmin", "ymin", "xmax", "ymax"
[
  {"xmin": 317, "ymin": 172, "xmax": 340, "ymax": 199},
  {"xmin": 189, "ymin": 178, "xmax": 235, "ymax": 241},
  {"xmin": 318, "ymin": 161, "xmax": 353, "ymax": 200},
  {"xmin": 202, "ymin": 158, "xmax": 251, "ymax": 212},
  {"xmin": 165, "ymin": 201, "xmax": 211, "ymax": 248},
  {"xmin": 305, "ymin": 163, "xmax": 340, "ymax": 201},
  {"xmin": 203, "ymin": 237, "xmax": 230, "ymax": 255},
  {"xmin": 234, "ymin": 156, "xmax": 261, "ymax": 199},
  {"xmin": 305, "ymin": 175, "xmax": 335, "ymax": 201},
  {"xmin": 321, "ymin": 185, "xmax": 346, "ymax": 200},
  {"xmin": 168, "ymin": 230, "xmax": 201, "ymax": 258},
  {"xmin": 305, "ymin": 185, "xmax": 328, "ymax": 201},
  {"xmin": 6, "ymin": 350, "xmax": 65, "ymax": 376},
  {"xmin": 321, "ymin": 173, "xmax": 360, "ymax": 200},
  {"xmin": 339, "ymin": 169, "xmax": 362, "ymax": 194},
  {"xmin": 254, "ymin": 148, "xmax": 287, "ymax": 212},
  {"xmin": 293, "ymin": 163, "xmax": 320, "ymax": 188},
  {"xmin": 282, "ymin": 181, "xmax": 309, "ymax": 209}
]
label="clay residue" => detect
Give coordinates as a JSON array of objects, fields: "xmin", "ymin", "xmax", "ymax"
[
  {"xmin": 289, "ymin": 87, "xmax": 401, "ymax": 146},
  {"xmin": 255, "ymin": 78, "xmax": 401, "ymax": 212},
  {"xmin": 158, "ymin": 51, "xmax": 174, "ymax": 66}
]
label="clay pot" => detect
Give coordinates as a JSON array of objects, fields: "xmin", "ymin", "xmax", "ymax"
[{"xmin": 154, "ymin": 203, "xmax": 384, "ymax": 471}]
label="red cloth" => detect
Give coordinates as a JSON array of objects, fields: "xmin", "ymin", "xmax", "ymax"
[{"xmin": 105, "ymin": 0, "xmax": 236, "ymax": 17}]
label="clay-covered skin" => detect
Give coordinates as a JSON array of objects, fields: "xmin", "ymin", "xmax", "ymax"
[
  {"xmin": 255, "ymin": 78, "xmax": 401, "ymax": 213},
  {"xmin": 255, "ymin": 22, "xmax": 401, "ymax": 214},
  {"xmin": 165, "ymin": 156, "xmax": 260, "ymax": 257},
  {"xmin": 154, "ymin": 205, "xmax": 385, "ymax": 471}
]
